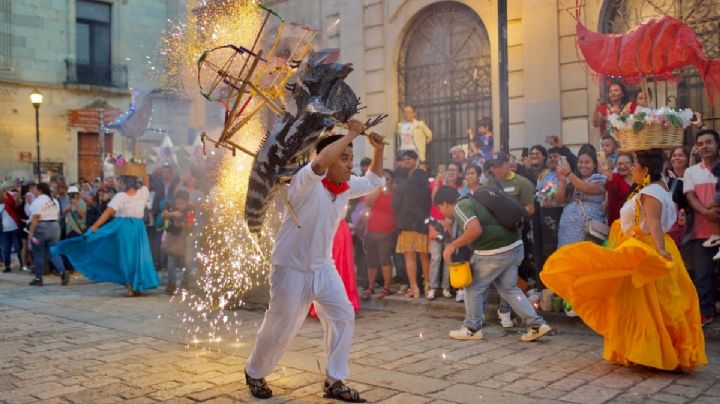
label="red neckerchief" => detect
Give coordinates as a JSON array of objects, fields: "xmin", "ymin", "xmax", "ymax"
[{"xmin": 322, "ymin": 178, "xmax": 349, "ymax": 197}]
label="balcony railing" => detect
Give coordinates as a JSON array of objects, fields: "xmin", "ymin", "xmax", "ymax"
[{"xmin": 64, "ymin": 59, "xmax": 128, "ymax": 88}]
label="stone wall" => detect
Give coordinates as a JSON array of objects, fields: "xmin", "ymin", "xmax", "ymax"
[
  {"xmin": 262, "ymin": 0, "xmax": 612, "ymax": 161},
  {"xmin": 0, "ymin": 0, "xmax": 187, "ymax": 182}
]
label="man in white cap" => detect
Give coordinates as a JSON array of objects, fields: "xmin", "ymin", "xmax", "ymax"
[{"xmin": 63, "ymin": 185, "xmax": 87, "ymax": 239}]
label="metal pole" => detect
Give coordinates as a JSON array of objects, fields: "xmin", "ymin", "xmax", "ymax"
[
  {"xmin": 498, "ymin": 0, "xmax": 509, "ymax": 152},
  {"xmin": 98, "ymin": 108, "xmax": 105, "ymax": 182},
  {"xmin": 35, "ymin": 106, "xmax": 40, "ymax": 183}
]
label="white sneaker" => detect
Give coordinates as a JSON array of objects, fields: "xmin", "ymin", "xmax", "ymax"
[
  {"xmin": 498, "ymin": 310, "xmax": 513, "ymax": 328},
  {"xmin": 520, "ymin": 324, "xmax": 552, "ymax": 342},
  {"xmin": 426, "ymin": 289, "xmax": 436, "ymax": 300},
  {"xmin": 714, "ymin": 249, "xmax": 720, "ymax": 261},
  {"xmin": 442, "ymin": 288, "xmax": 453, "ymax": 298},
  {"xmin": 455, "ymin": 290, "xmax": 465, "ymax": 302},
  {"xmin": 449, "ymin": 326, "xmax": 483, "ymax": 340},
  {"xmin": 565, "ymin": 308, "xmax": 577, "ymax": 317},
  {"xmin": 703, "ymin": 234, "xmax": 720, "ymax": 248}
]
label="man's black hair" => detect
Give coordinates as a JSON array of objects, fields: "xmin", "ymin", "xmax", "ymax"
[
  {"xmin": 697, "ymin": 128, "xmax": 720, "ymax": 147},
  {"xmin": 360, "ymin": 157, "xmax": 372, "ymax": 167},
  {"xmin": 316, "ymin": 134, "xmax": 353, "ymax": 154},
  {"xmin": 530, "ymin": 145, "xmax": 548, "ymax": 159},
  {"xmin": 433, "ymin": 185, "xmax": 460, "ymax": 206},
  {"xmin": 401, "ymin": 149, "xmax": 419, "ymax": 160}
]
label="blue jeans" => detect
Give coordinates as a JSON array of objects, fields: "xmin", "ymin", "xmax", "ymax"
[
  {"xmin": 167, "ymin": 254, "xmax": 190, "ymax": 287},
  {"xmin": 32, "ymin": 222, "xmax": 65, "ymax": 280},
  {"xmin": 463, "ymin": 244, "xmax": 545, "ymax": 331},
  {"xmin": 687, "ymin": 239, "xmax": 718, "ymax": 318},
  {"xmin": 429, "ymin": 239, "xmax": 450, "ymax": 289},
  {"xmin": 2, "ymin": 229, "xmax": 22, "ymax": 269}
]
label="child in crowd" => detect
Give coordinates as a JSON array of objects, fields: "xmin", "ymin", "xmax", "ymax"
[
  {"xmin": 161, "ymin": 190, "xmax": 194, "ymax": 294},
  {"xmin": 600, "ymin": 135, "xmax": 619, "ymax": 170}
]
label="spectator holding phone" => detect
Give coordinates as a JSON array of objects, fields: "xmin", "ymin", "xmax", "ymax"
[{"xmin": 592, "ymin": 82, "xmax": 635, "ymax": 137}]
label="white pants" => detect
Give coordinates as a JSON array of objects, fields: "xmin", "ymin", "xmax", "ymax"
[{"xmin": 245, "ymin": 265, "xmax": 355, "ymax": 381}]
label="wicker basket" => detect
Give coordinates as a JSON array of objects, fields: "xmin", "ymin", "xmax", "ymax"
[
  {"xmin": 115, "ymin": 162, "xmax": 149, "ymax": 186},
  {"xmin": 115, "ymin": 162, "xmax": 146, "ymax": 177},
  {"xmin": 615, "ymin": 123, "xmax": 684, "ymax": 152}
]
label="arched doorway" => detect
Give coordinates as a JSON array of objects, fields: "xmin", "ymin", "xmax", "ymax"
[
  {"xmin": 601, "ymin": 0, "xmax": 720, "ymax": 133},
  {"xmin": 398, "ymin": 1, "xmax": 491, "ymax": 167}
]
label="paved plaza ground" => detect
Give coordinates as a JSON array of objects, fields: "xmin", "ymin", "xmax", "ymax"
[{"xmin": 1, "ymin": 271, "xmax": 719, "ymax": 403}]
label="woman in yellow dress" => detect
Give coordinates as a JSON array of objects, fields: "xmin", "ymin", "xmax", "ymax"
[{"xmin": 541, "ymin": 148, "xmax": 707, "ymax": 370}]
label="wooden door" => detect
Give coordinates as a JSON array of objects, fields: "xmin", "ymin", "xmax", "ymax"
[{"xmin": 78, "ymin": 132, "xmax": 113, "ymax": 181}]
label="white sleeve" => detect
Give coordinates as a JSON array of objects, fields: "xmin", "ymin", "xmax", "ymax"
[
  {"xmin": 28, "ymin": 198, "xmax": 40, "ymax": 217},
  {"xmin": 682, "ymin": 167, "xmax": 695, "ymax": 194},
  {"xmin": 347, "ymin": 170, "xmax": 386, "ymax": 200},
  {"xmin": 288, "ymin": 163, "xmax": 324, "ymax": 205},
  {"xmin": 107, "ymin": 193, "xmax": 125, "ymax": 212}
]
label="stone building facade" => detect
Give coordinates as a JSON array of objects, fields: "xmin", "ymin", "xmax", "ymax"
[
  {"xmin": 266, "ymin": 0, "xmax": 719, "ymax": 166},
  {"xmin": 1, "ymin": 0, "xmax": 718, "ymax": 179},
  {"xmin": 0, "ymin": 0, "xmax": 191, "ymax": 182}
]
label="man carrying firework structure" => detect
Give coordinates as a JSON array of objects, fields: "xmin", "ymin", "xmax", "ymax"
[{"xmin": 245, "ymin": 119, "xmax": 385, "ymax": 402}]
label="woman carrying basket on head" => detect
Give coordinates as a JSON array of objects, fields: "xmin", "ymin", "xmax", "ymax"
[{"xmin": 541, "ymin": 149, "xmax": 707, "ymax": 371}]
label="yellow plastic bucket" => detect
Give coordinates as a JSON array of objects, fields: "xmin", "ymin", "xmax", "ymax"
[{"xmin": 449, "ymin": 261, "xmax": 472, "ymax": 288}]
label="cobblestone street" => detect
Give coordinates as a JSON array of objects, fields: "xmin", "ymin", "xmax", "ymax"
[{"xmin": 1, "ymin": 271, "xmax": 719, "ymax": 403}]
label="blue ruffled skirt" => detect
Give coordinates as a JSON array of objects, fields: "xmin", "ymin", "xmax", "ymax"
[{"xmin": 51, "ymin": 218, "xmax": 159, "ymax": 291}]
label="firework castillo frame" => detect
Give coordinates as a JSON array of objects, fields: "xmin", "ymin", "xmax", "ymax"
[{"xmin": 197, "ymin": 4, "xmax": 317, "ymax": 158}]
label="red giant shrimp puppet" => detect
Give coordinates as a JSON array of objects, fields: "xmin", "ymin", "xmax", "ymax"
[{"xmin": 576, "ymin": 16, "xmax": 720, "ymax": 105}]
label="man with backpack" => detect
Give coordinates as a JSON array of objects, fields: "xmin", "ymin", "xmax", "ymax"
[
  {"xmin": 484, "ymin": 152, "xmax": 536, "ymax": 327},
  {"xmin": 434, "ymin": 185, "xmax": 551, "ymax": 341}
]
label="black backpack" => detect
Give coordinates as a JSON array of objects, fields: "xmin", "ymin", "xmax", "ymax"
[{"xmin": 469, "ymin": 186, "xmax": 529, "ymax": 232}]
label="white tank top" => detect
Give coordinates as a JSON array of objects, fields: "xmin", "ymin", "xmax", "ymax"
[{"xmin": 619, "ymin": 183, "xmax": 677, "ymax": 234}]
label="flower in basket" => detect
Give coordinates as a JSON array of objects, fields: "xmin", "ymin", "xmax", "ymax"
[
  {"xmin": 128, "ymin": 155, "xmax": 145, "ymax": 164},
  {"xmin": 607, "ymin": 107, "xmax": 694, "ymax": 135},
  {"xmin": 115, "ymin": 154, "xmax": 126, "ymax": 167}
]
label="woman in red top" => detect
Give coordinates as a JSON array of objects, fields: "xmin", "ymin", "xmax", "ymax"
[
  {"xmin": 592, "ymin": 82, "xmax": 636, "ymax": 137},
  {"xmin": 361, "ymin": 169, "xmax": 396, "ymax": 299},
  {"xmin": 603, "ymin": 152, "xmax": 634, "ymax": 225}
]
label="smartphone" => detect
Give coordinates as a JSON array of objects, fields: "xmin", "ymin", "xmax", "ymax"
[{"xmin": 559, "ymin": 156, "xmax": 568, "ymax": 166}]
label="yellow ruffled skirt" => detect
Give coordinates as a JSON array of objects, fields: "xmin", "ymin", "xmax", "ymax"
[{"xmin": 541, "ymin": 222, "xmax": 707, "ymax": 370}]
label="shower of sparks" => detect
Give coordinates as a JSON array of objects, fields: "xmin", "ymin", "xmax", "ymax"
[
  {"xmin": 161, "ymin": 0, "xmax": 287, "ymax": 346},
  {"xmin": 160, "ymin": 0, "xmax": 264, "ymax": 97}
]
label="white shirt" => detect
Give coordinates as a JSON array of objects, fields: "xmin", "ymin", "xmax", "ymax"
[
  {"xmin": 271, "ymin": 163, "xmax": 385, "ymax": 271},
  {"xmin": 108, "ymin": 186, "xmax": 149, "ymax": 219},
  {"xmin": 1, "ymin": 205, "xmax": 18, "ymax": 232},
  {"xmin": 398, "ymin": 121, "xmax": 416, "ymax": 151},
  {"xmin": 29, "ymin": 194, "xmax": 61, "ymax": 221},
  {"xmin": 619, "ymin": 183, "xmax": 677, "ymax": 234}
]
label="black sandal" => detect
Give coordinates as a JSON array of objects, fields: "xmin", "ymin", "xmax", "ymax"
[
  {"xmin": 245, "ymin": 370, "xmax": 272, "ymax": 399},
  {"xmin": 323, "ymin": 380, "xmax": 366, "ymax": 403}
]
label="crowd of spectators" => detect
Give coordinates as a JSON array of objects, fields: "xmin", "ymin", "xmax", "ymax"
[
  {"xmin": 0, "ymin": 164, "xmax": 206, "ymax": 295},
  {"xmin": 351, "ymin": 107, "xmax": 720, "ymax": 326}
]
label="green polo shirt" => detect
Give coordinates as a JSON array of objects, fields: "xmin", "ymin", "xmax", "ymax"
[
  {"xmin": 454, "ymin": 197, "xmax": 519, "ymax": 252},
  {"xmin": 487, "ymin": 172, "xmax": 535, "ymax": 208}
]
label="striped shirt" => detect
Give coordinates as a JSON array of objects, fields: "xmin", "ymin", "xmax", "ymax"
[{"xmin": 683, "ymin": 161, "xmax": 718, "ymax": 240}]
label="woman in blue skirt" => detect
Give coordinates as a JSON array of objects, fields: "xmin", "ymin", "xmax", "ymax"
[{"xmin": 52, "ymin": 175, "xmax": 159, "ymax": 296}]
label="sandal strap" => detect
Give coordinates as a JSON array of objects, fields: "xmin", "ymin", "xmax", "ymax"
[{"xmin": 324, "ymin": 381, "xmax": 362, "ymax": 402}]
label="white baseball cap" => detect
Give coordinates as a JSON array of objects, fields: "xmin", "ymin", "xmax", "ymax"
[{"xmin": 68, "ymin": 186, "xmax": 80, "ymax": 193}]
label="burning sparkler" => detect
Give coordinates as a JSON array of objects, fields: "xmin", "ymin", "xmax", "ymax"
[{"xmin": 161, "ymin": 0, "xmax": 285, "ymax": 345}]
